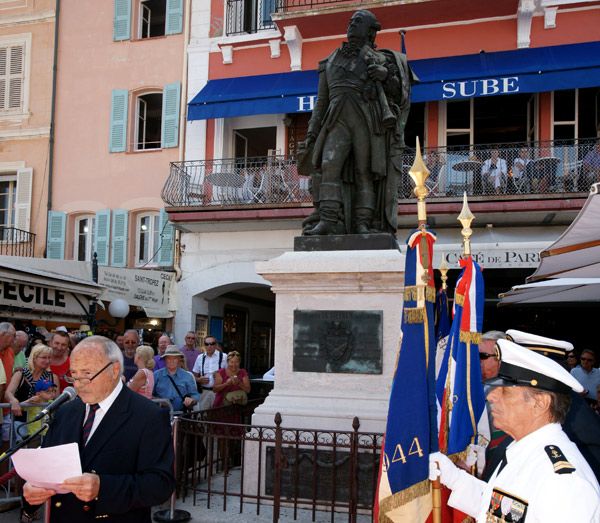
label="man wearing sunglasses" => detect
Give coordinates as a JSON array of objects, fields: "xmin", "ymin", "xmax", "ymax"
[
  {"xmin": 571, "ymin": 349, "xmax": 600, "ymax": 403},
  {"xmin": 22, "ymin": 336, "xmax": 174, "ymax": 522},
  {"xmin": 193, "ymin": 337, "xmax": 227, "ymax": 410}
]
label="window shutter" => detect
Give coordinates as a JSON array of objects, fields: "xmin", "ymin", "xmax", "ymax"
[
  {"xmin": 15, "ymin": 167, "xmax": 32, "ymax": 232},
  {"xmin": 46, "ymin": 211, "xmax": 66, "ymax": 260},
  {"xmin": 161, "ymin": 82, "xmax": 180, "ymax": 149},
  {"xmin": 113, "ymin": 0, "xmax": 131, "ymax": 41},
  {"xmin": 95, "ymin": 209, "xmax": 111, "ymax": 266},
  {"xmin": 158, "ymin": 208, "xmax": 174, "ymax": 267},
  {"xmin": 109, "ymin": 89, "xmax": 129, "ymax": 152},
  {"xmin": 261, "ymin": 0, "xmax": 275, "ymax": 25},
  {"xmin": 0, "ymin": 44, "xmax": 24, "ymax": 111},
  {"xmin": 111, "ymin": 209, "xmax": 128, "ymax": 267},
  {"xmin": 165, "ymin": 0, "xmax": 184, "ymax": 35}
]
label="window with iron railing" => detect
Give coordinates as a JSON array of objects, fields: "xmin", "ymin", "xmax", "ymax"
[{"xmin": 226, "ymin": 0, "xmax": 276, "ymax": 35}]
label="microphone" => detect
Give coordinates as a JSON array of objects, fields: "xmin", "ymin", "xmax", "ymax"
[{"xmin": 29, "ymin": 386, "xmax": 78, "ymax": 423}]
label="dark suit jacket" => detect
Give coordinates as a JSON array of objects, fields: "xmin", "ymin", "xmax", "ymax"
[{"xmin": 39, "ymin": 384, "xmax": 174, "ymax": 522}]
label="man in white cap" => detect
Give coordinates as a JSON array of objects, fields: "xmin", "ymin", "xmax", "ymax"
[
  {"xmin": 482, "ymin": 329, "xmax": 600, "ymax": 482},
  {"xmin": 430, "ymin": 338, "xmax": 600, "ymax": 522}
]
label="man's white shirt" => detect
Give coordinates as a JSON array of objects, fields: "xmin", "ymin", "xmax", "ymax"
[{"xmin": 192, "ymin": 351, "xmax": 227, "ymax": 388}]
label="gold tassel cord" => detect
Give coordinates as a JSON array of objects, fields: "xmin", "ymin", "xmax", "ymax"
[
  {"xmin": 404, "ymin": 285, "xmax": 436, "ymax": 303},
  {"xmin": 459, "ymin": 331, "xmax": 482, "ymax": 345},
  {"xmin": 404, "ymin": 307, "xmax": 426, "ymax": 324}
]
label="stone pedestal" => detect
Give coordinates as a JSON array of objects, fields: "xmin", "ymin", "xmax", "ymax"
[{"xmin": 252, "ymin": 248, "xmax": 405, "ymax": 434}]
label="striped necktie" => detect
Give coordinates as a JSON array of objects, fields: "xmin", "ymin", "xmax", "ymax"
[{"xmin": 82, "ymin": 404, "xmax": 99, "ymax": 445}]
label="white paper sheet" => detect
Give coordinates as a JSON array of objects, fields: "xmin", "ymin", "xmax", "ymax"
[{"xmin": 12, "ymin": 442, "xmax": 83, "ymax": 494}]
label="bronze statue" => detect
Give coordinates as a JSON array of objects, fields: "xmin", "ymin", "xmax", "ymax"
[{"xmin": 300, "ymin": 10, "xmax": 418, "ymax": 236}]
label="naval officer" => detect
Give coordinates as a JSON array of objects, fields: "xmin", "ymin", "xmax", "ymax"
[{"xmin": 430, "ymin": 338, "xmax": 600, "ymax": 522}]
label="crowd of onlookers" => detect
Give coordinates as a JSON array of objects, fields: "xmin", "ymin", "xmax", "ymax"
[{"xmin": 0, "ymin": 323, "xmax": 253, "ymax": 454}]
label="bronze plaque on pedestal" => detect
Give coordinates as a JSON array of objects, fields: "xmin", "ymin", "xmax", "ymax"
[{"xmin": 293, "ymin": 310, "xmax": 382, "ymax": 374}]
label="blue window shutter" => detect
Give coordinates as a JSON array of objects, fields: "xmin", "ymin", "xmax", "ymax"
[
  {"xmin": 165, "ymin": 0, "xmax": 183, "ymax": 35},
  {"xmin": 161, "ymin": 82, "xmax": 180, "ymax": 149},
  {"xmin": 46, "ymin": 211, "xmax": 66, "ymax": 260},
  {"xmin": 158, "ymin": 208, "xmax": 174, "ymax": 267},
  {"xmin": 95, "ymin": 210, "xmax": 111, "ymax": 266},
  {"xmin": 111, "ymin": 209, "xmax": 128, "ymax": 267},
  {"xmin": 114, "ymin": 0, "xmax": 131, "ymax": 41},
  {"xmin": 261, "ymin": 0, "xmax": 275, "ymax": 25},
  {"xmin": 109, "ymin": 89, "xmax": 129, "ymax": 153}
]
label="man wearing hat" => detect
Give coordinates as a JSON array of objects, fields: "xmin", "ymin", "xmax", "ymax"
[
  {"xmin": 153, "ymin": 345, "xmax": 198, "ymax": 412},
  {"xmin": 430, "ymin": 339, "xmax": 600, "ymax": 522},
  {"xmin": 481, "ymin": 330, "xmax": 600, "ymax": 482}
]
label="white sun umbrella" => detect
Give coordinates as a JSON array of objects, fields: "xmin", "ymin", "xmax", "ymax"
[
  {"xmin": 527, "ymin": 182, "xmax": 600, "ymax": 281},
  {"xmin": 499, "ymin": 278, "xmax": 600, "ymax": 305}
]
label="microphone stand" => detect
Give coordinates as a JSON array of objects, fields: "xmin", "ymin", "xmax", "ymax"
[{"xmin": 0, "ymin": 420, "xmax": 50, "ymax": 464}]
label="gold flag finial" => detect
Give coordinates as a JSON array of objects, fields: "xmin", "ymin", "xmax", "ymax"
[
  {"xmin": 408, "ymin": 137, "xmax": 430, "ymax": 224},
  {"xmin": 439, "ymin": 253, "xmax": 449, "ymax": 290},
  {"xmin": 458, "ymin": 192, "xmax": 475, "ymax": 257}
]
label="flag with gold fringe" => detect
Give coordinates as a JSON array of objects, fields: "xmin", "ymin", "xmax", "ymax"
[
  {"xmin": 434, "ymin": 256, "xmax": 489, "ymax": 522},
  {"xmin": 374, "ymin": 226, "xmax": 438, "ymax": 523}
]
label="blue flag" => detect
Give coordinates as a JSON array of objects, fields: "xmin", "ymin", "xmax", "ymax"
[{"xmin": 375, "ymin": 226, "xmax": 438, "ymax": 521}]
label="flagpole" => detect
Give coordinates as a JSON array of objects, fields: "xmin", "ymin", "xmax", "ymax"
[
  {"xmin": 408, "ymin": 139, "xmax": 441, "ymax": 523},
  {"xmin": 457, "ymin": 193, "xmax": 478, "ymax": 476},
  {"xmin": 439, "ymin": 255, "xmax": 448, "ymax": 290}
]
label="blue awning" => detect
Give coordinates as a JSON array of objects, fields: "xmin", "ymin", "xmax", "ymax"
[
  {"xmin": 188, "ymin": 70, "xmax": 319, "ymax": 120},
  {"xmin": 188, "ymin": 41, "xmax": 600, "ymax": 120},
  {"xmin": 411, "ymin": 40, "xmax": 600, "ymax": 102}
]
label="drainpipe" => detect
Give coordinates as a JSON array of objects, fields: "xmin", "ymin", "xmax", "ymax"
[
  {"xmin": 173, "ymin": 0, "xmax": 192, "ymax": 282},
  {"xmin": 45, "ymin": 0, "xmax": 60, "ymax": 254}
]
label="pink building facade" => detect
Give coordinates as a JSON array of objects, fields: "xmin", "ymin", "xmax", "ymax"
[{"xmin": 0, "ymin": 0, "xmax": 57, "ymax": 258}]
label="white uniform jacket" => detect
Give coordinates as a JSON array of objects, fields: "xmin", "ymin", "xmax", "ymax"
[{"xmin": 448, "ymin": 423, "xmax": 600, "ymax": 522}]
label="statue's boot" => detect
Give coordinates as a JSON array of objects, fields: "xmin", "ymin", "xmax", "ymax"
[
  {"xmin": 353, "ymin": 191, "xmax": 376, "ymax": 234},
  {"xmin": 304, "ymin": 183, "xmax": 343, "ymax": 236}
]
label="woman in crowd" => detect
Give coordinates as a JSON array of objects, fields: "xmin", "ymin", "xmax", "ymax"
[
  {"xmin": 5, "ymin": 344, "xmax": 59, "ymax": 440},
  {"xmin": 567, "ymin": 350, "xmax": 580, "ymax": 370},
  {"xmin": 212, "ymin": 351, "xmax": 251, "ymax": 408},
  {"xmin": 127, "ymin": 345, "xmax": 155, "ymax": 399},
  {"xmin": 212, "ymin": 351, "xmax": 251, "ymax": 469}
]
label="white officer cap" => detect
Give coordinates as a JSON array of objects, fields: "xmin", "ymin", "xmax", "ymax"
[
  {"xmin": 483, "ymin": 339, "xmax": 583, "ymax": 394},
  {"xmin": 505, "ymin": 329, "xmax": 573, "ymax": 362}
]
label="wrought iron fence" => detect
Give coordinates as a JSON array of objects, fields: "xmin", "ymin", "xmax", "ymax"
[
  {"xmin": 276, "ymin": 0, "xmax": 353, "ymax": 11},
  {"xmin": 0, "ymin": 227, "xmax": 35, "ymax": 257},
  {"xmin": 162, "ymin": 139, "xmax": 598, "ymax": 209},
  {"xmin": 162, "ymin": 154, "xmax": 310, "ymax": 207},
  {"xmin": 226, "ymin": 0, "xmax": 277, "ymax": 35},
  {"xmin": 176, "ymin": 403, "xmax": 383, "ymax": 522},
  {"xmin": 399, "ymin": 138, "xmax": 600, "ymax": 199}
]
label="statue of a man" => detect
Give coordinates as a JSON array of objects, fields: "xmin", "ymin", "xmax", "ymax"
[{"xmin": 301, "ymin": 10, "xmax": 417, "ymax": 236}]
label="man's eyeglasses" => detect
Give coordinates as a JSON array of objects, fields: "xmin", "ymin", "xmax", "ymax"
[
  {"xmin": 65, "ymin": 362, "xmax": 114, "ymax": 384},
  {"xmin": 479, "ymin": 352, "xmax": 497, "ymax": 361},
  {"xmin": 204, "ymin": 341, "xmax": 216, "ymax": 346},
  {"xmin": 581, "ymin": 357, "xmax": 594, "ymax": 362}
]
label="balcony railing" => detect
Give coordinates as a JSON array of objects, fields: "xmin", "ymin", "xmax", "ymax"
[
  {"xmin": 163, "ymin": 154, "xmax": 310, "ymax": 207},
  {"xmin": 0, "ymin": 227, "xmax": 35, "ymax": 257},
  {"xmin": 226, "ymin": 0, "xmax": 277, "ymax": 36},
  {"xmin": 162, "ymin": 139, "xmax": 598, "ymax": 209}
]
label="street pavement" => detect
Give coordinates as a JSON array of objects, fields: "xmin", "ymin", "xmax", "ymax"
[{"xmin": 0, "ymin": 468, "xmax": 372, "ymax": 522}]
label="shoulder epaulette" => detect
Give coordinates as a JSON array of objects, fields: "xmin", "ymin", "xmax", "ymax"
[
  {"xmin": 318, "ymin": 57, "xmax": 328, "ymax": 73},
  {"xmin": 544, "ymin": 445, "xmax": 576, "ymax": 474}
]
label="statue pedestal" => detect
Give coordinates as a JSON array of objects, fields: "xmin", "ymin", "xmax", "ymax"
[{"xmin": 252, "ymin": 248, "xmax": 405, "ymax": 433}]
